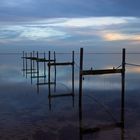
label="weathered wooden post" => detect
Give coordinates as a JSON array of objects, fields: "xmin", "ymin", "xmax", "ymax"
[
  {"xmin": 48, "ymin": 51, "xmax": 51, "ymax": 97},
  {"xmin": 79, "ymin": 48, "xmax": 83, "ymax": 108},
  {"xmin": 37, "ymin": 51, "xmax": 39, "ymax": 93},
  {"xmin": 25, "ymin": 52, "xmax": 28, "ymax": 78},
  {"xmin": 121, "ymin": 48, "xmax": 125, "ymax": 128},
  {"xmin": 72, "ymin": 51, "xmax": 75, "ymax": 95},
  {"xmin": 44, "ymin": 52, "xmax": 46, "ymax": 83},
  {"xmin": 22, "ymin": 51, "xmax": 25, "ymax": 76},
  {"xmin": 30, "ymin": 52, "xmax": 33, "ymax": 84},
  {"xmin": 54, "ymin": 51, "xmax": 56, "ymax": 92},
  {"xmin": 33, "ymin": 51, "xmax": 35, "ymax": 74}
]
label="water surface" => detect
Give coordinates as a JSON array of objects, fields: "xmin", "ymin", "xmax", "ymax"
[{"xmin": 0, "ymin": 51, "xmax": 140, "ymax": 140}]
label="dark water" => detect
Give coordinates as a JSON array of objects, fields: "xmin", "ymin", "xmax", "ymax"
[{"xmin": 0, "ymin": 52, "xmax": 140, "ymax": 140}]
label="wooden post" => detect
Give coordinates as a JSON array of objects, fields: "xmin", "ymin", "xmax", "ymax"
[
  {"xmin": 72, "ymin": 51, "xmax": 74, "ymax": 95},
  {"xmin": 48, "ymin": 51, "xmax": 51, "ymax": 97},
  {"xmin": 72, "ymin": 51, "xmax": 75, "ymax": 107},
  {"xmin": 25, "ymin": 52, "xmax": 28, "ymax": 78},
  {"xmin": 79, "ymin": 48, "xmax": 83, "ymax": 108},
  {"xmin": 121, "ymin": 48, "xmax": 125, "ymax": 128},
  {"xmin": 30, "ymin": 52, "xmax": 33, "ymax": 84},
  {"xmin": 37, "ymin": 51, "xmax": 39, "ymax": 93},
  {"xmin": 33, "ymin": 51, "xmax": 35, "ymax": 76},
  {"xmin": 22, "ymin": 51, "xmax": 25, "ymax": 76},
  {"xmin": 44, "ymin": 52, "xmax": 46, "ymax": 83},
  {"xmin": 54, "ymin": 51, "xmax": 56, "ymax": 92}
]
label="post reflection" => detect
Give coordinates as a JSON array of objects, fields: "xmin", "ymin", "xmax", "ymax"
[
  {"xmin": 48, "ymin": 82, "xmax": 75, "ymax": 111},
  {"xmin": 78, "ymin": 73, "xmax": 125, "ymax": 140}
]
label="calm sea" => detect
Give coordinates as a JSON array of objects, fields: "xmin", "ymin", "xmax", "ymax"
[{"xmin": 0, "ymin": 50, "xmax": 140, "ymax": 140}]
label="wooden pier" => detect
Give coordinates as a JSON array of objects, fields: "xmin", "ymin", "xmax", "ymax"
[
  {"xmin": 48, "ymin": 51, "xmax": 75, "ymax": 98},
  {"xmin": 22, "ymin": 51, "xmax": 56, "ymax": 92},
  {"xmin": 22, "ymin": 48, "xmax": 126, "ymax": 120},
  {"xmin": 79, "ymin": 48, "xmax": 125, "ymax": 107},
  {"xmin": 78, "ymin": 48, "xmax": 125, "ymax": 139},
  {"xmin": 22, "ymin": 50, "xmax": 75, "ymax": 97},
  {"xmin": 21, "ymin": 48, "xmax": 127, "ymax": 139}
]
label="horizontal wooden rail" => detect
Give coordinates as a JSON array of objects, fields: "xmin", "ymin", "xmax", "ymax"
[
  {"xmin": 49, "ymin": 93, "xmax": 74, "ymax": 98},
  {"xmin": 36, "ymin": 59, "xmax": 55, "ymax": 62},
  {"xmin": 82, "ymin": 69, "xmax": 123, "ymax": 75},
  {"xmin": 22, "ymin": 56, "xmax": 55, "ymax": 62},
  {"xmin": 48, "ymin": 62, "xmax": 74, "ymax": 66},
  {"xmin": 36, "ymin": 82, "xmax": 55, "ymax": 85}
]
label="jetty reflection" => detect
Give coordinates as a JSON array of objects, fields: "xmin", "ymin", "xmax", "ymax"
[{"xmin": 78, "ymin": 100, "xmax": 125, "ymax": 140}]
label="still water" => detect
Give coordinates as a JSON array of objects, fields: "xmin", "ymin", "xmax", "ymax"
[{"xmin": 0, "ymin": 50, "xmax": 140, "ymax": 140}]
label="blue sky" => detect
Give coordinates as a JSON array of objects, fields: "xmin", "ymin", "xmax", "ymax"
[{"xmin": 0, "ymin": 0, "xmax": 140, "ymax": 51}]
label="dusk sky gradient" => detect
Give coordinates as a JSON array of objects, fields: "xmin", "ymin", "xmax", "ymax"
[{"xmin": 0, "ymin": 0, "xmax": 140, "ymax": 51}]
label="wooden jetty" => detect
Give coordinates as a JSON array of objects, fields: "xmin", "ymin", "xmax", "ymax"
[
  {"xmin": 22, "ymin": 50, "xmax": 75, "ymax": 96},
  {"xmin": 22, "ymin": 51, "xmax": 56, "ymax": 93},
  {"xmin": 79, "ymin": 48, "xmax": 125, "ymax": 107},
  {"xmin": 78, "ymin": 48, "xmax": 125, "ymax": 140},
  {"xmin": 48, "ymin": 51, "xmax": 75, "ymax": 98}
]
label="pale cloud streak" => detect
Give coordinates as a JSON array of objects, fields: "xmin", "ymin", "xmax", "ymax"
[
  {"xmin": 19, "ymin": 27, "xmax": 68, "ymax": 40},
  {"xmin": 46, "ymin": 17, "xmax": 129, "ymax": 28}
]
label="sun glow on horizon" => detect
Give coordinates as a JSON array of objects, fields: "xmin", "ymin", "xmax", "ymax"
[{"xmin": 102, "ymin": 32, "xmax": 140, "ymax": 41}]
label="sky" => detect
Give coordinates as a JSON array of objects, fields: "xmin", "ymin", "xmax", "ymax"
[{"xmin": 0, "ymin": 0, "xmax": 140, "ymax": 52}]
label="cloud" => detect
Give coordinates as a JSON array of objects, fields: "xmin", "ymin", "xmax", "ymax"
[
  {"xmin": 0, "ymin": 17, "xmax": 140, "ymax": 50},
  {"xmin": 47, "ymin": 17, "xmax": 128, "ymax": 28},
  {"xmin": 19, "ymin": 27, "xmax": 69, "ymax": 40},
  {"xmin": 0, "ymin": 24, "xmax": 70, "ymax": 41}
]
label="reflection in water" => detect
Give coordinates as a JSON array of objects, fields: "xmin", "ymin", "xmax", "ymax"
[
  {"xmin": 78, "ymin": 69, "xmax": 125, "ymax": 139},
  {"xmin": 79, "ymin": 102, "xmax": 125, "ymax": 140}
]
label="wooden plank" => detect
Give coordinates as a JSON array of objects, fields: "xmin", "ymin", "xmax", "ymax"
[
  {"xmin": 49, "ymin": 93, "xmax": 74, "ymax": 98},
  {"xmin": 36, "ymin": 59, "xmax": 55, "ymax": 62},
  {"xmin": 48, "ymin": 62, "xmax": 74, "ymax": 66},
  {"xmin": 22, "ymin": 57, "xmax": 55, "ymax": 62},
  {"xmin": 81, "ymin": 122, "xmax": 122, "ymax": 134},
  {"xmin": 29, "ymin": 57, "xmax": 38, "ymax": 60},
  {"xmin": 36, "ymin": 82, "xmax": 55, "ymax": 85},
  {"xmin": 82, "ymin": 69, "xmax": 122, "ymax": 75}
]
